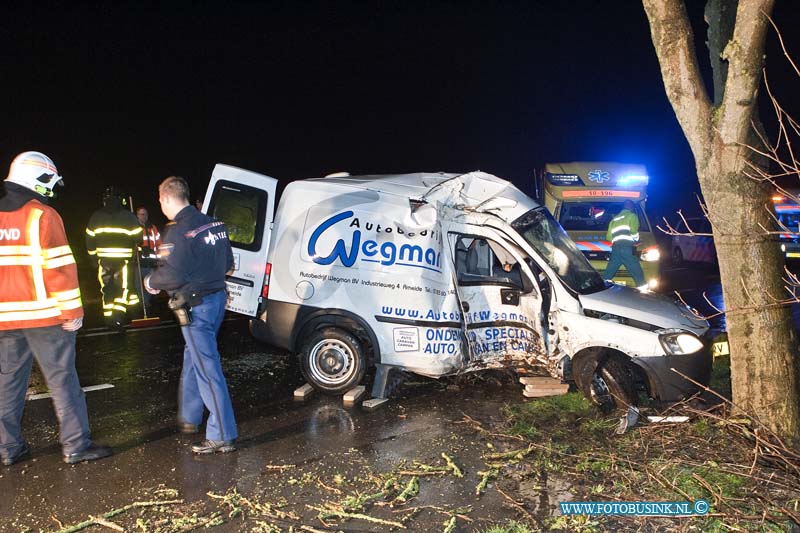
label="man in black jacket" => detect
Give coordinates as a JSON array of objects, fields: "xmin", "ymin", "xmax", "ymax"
[
  {"xmin": 85, "ymin": 187, "xmax": 142, "ymax": 328},
  {"xmin": 144, "ymin": 176, "xmax": 237, "ymax": 454}
]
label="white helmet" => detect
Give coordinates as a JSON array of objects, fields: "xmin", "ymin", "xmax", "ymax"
[{"xmin": 6, "ymin": 151, "xmax": 63, "ymax": 197}]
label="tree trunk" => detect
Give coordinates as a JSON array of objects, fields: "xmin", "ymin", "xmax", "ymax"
[
  {"xmin": 701, "ymin": 144, "xmax": 800, "ymax": 438},
  {"xmin": 643, "ymin": 0, "xmax": 800, "ymax": 439}
]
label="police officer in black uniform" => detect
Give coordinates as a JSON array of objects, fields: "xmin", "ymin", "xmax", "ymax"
[{"xmin": 144, "ymin": 176, "xmax": 237, "ymax": 454}]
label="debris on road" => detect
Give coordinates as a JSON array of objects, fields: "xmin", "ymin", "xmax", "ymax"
[
  {"xmin": 53, "ymin": 498, "xmax": 184, "ymax": 533},
  {"xmin": 615, "ymin": 405, "xmax": 641, "ymax": 434},
  {"xmin": 647, "ymin": 415, "xmax": 690, "ymax": 423}
]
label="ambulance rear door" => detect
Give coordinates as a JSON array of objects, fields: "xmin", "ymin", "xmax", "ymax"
[{"xmin": 204, "ymin": 164, "xmax": 277, "ymax": 316}]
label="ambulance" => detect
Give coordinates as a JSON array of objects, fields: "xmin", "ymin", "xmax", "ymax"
[
  {"xmin": 203, "ymin": 165, "xmax": 712, "ymax": 410},
  {"xmin": 538, "ymin": 162, "xmax": 660, "ymax": 290},
  {"xmin": 773, "ymin": 192, "xmax": 800, "ymax": 261}
]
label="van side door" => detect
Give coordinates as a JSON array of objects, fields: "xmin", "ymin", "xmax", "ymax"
[
  {"xmin": 449, "ymin": 230, "xmax": 549, "ymax": 372},
  {"xmin": 204, "ymin": 164, "xmax": 277, "ymax": 316}
]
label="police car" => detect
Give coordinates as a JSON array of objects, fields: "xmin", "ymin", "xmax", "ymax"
[{"xmin": 671, "ymin": 217, "xmax": 716, "ymax": 265}]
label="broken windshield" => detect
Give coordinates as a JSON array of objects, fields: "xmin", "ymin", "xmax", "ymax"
[{"xmin": 512, "ymin": 208, "xmax": 606, "ymax": 294}]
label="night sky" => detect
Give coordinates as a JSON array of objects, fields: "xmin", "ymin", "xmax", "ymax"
[{"xmin": 1, "ymin": 1, "xmax": 799, "ymax": 249}]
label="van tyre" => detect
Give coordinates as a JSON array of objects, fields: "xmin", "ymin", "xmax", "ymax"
[
  {"xmin": 583, "ymin": 357, "xmax": 637, "ymax": 413},
  {"xmin": 301, "ymin": 328, "xmax": 366, "ymax": 395}
]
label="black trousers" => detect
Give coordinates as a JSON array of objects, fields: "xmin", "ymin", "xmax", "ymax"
[{"xmin": 98, "ymin": 258, "xmax": 139, "ymax": 325}]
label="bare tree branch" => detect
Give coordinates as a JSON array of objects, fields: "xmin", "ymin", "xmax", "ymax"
[{"xmin": 766, "ymin": 14, "xmax": 800, "ymax": 79}]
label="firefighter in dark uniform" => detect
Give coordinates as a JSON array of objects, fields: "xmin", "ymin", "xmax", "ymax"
[
  {"xmin": 0, "ymin": 151, "xmax": 112, "ymax": 465},
  {"xmin": 85, "ymin": 187, "xmax": 142, "ymax": 328},
  {"xmin": 144, "ymin": 176, "xmax": 237, "ymax": 454}
]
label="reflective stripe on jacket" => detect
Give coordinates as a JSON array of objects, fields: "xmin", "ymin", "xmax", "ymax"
[
  {"xmin": 606, "ymin": 209, "xmax": 640, "ymax": 244},
  {"xmin": 86, "ymin": 207, "xmax": 142, "ymax": 259},
  {"xmin": 0, "ymin": 198, "xmax": 83, "ymax": 329}
]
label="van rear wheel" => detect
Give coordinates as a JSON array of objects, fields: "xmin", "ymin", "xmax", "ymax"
[
  {"xmin": 583, "ymin": 357, "xmax": 637, "ymax": 413},
  {"xmin": 300, "ymin": 328, "xmax": 366, "ymax": 395}
]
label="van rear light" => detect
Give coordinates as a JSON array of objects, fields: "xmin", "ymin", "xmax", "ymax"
[{"xmin": 261, "ymin": 263, "xmax": 272, "ymax": 298}]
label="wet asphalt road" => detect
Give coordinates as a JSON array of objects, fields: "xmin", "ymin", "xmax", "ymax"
[
  {"xmin": 0, "ymin": 261, "xmax": 790, "ymax": 531},
  {"xmin": 1, "ymin": 310, "xmax": 528, "ymax": 531}
]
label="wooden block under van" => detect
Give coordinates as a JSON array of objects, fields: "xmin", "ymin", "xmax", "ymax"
[
  {"xmin": 293, "ymin": 383, "xmax": 315, "ymax": 400},
  {"xmin": 523, "ymin": 386, "xmax": 569, "ymax": 398},
  {"xmin": 362, "ymin": 398, "xmax": 389, "ymax": 410},
  {"xmin": 519, "ymin": 376, "xmax": 566, "ymax": 389},
  {"xmin": 343, "ymin": 385, "xmax": 366, "ymax": 404},
  {"xmin": 524, "ymin": 383, "xmax": 569, "ymax": 393}
]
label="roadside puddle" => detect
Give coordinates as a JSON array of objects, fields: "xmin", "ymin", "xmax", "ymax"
[{"xmin": 519, "ymin": 470, "xmax": 574, "ymax": 518}]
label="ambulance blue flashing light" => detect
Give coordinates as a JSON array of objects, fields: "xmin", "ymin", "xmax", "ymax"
[{"xmin": 617, "ymin": 175, "xmax": 649, "ymax": 186}]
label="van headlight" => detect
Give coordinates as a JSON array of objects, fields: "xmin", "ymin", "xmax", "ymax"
[
  {"xmin": 656, "ymin": 329, "xmax": 704, "ymax": 355},
  {"xmin": 641, "ymin": 246, "xmax": 660, "ymax": 262}
]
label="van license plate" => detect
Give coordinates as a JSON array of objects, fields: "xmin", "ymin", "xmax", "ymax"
[{"xmin": 711, "ymin": 341, "xmax": 730, "ymax": 357}]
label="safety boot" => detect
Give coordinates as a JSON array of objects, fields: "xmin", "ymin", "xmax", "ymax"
[
  {"xmin": 63, "ymin": 443, "xmax": 113, "ymax": 464},
  {"xmin": 191, "ymin": 440, "xmax": 236, "ymax": 454},
  {"xmin": 2, "ymin": 443, "xmax": 31, "ymax": 466}
]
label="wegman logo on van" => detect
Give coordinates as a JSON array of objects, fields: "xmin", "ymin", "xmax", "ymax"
[{"xmin": 307, "ymin": 210, "xmax": 442, "ymax": 273}]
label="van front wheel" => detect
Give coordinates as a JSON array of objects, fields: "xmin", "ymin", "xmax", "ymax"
[
  {"xmin": 301, "ymin": 328, "xmax": 366, "ymax": 394},
  {"xmin": 584, "ymin": 357, "xmax": 637, "ymax": 413}
]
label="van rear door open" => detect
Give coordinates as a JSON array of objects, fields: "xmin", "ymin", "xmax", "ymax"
[{"xmin": 204, "ymin": 164, "xmax": 277, "ymax": 316}]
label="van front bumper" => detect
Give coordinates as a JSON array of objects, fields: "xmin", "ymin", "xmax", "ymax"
[{"xmin": 630, "ymin": 346, "xmax": 713, "ymax": 404}]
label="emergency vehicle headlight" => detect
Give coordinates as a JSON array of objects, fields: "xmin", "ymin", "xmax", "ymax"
[
  {"xmin": 641, "ymin": 246, "xmax": 660, "ymax": 262},
  {"xmin": 782, "ymin": 243, "xmax": 786, "ymax": 252},
  {"xmin": 656, "ymin": 329, "xmax": 704, "ymax": 355}
]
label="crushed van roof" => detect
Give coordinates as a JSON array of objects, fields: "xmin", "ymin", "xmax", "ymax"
[
  {"xmin": 299, "ymin": 170, "xmax": 540, "ymax": 224},
  {"xmin": 308, "ymin": 172, "xmax": 458, "ymax": 198}
]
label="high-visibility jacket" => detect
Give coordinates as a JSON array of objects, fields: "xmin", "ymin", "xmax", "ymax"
[
  {"xmin": 86, "ymin": 206, "xmax": 142, "ymax": 260},
  {"xmin": 139, "ymin": 223, "xmax": 161, "ymax": 262},
  {"xmin": 0, "ymin": 192, "xmax": 83, "ymax": 330},
  {"xmin": 606, "ymin": 208, "xmax": 640, "ymax": 244}
]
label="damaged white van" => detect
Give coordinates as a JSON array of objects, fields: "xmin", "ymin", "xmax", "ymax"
[{"xmin": 204, "ymin": 166, "xmax": 712, "ymax": 409}]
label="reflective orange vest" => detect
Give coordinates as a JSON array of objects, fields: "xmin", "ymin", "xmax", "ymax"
[
  {"xmin": 0, "ymin": 199, "xmax": 83, "ymax": 330},
  {"xmin": 140, "ymin": 223, "xmax": 161, "ymax": 261}
]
